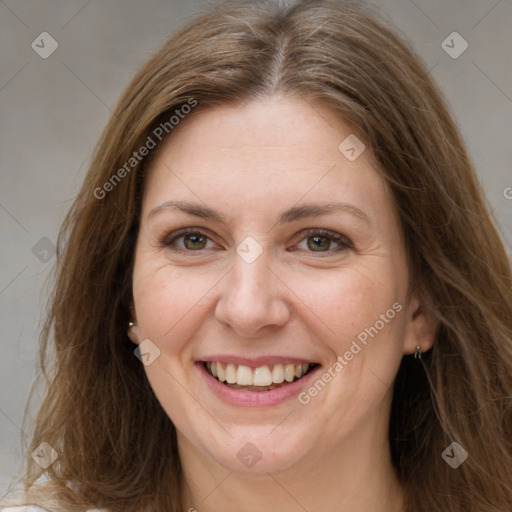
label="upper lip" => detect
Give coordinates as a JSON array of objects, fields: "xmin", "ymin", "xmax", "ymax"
[{"xmin": 198, "ymin": 355, "xmax": 320, "ymax": 368}]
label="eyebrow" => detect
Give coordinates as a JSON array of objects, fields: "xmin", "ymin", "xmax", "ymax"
[{"xmin": 147, "ymin": 200, "xmax": 370, "ymax": 226}]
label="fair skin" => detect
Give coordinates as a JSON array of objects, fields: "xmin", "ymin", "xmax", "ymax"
[{"xmin": 129, "ymin": 95, "xmax": 436, "ymax": 512}]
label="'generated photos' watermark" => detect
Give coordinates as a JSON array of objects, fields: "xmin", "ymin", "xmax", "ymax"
[{"xmin": 94, "ymin": 98, "xmax": 198, "ymax": 200}]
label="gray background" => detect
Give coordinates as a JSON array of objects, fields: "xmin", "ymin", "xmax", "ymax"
[{"xmin": 1, "ymin": 0, "xmax": 511, "ymax": 499}]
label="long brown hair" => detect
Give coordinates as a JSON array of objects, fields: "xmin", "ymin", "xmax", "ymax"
[{"xmin": 2, "ymin": 1, "xmax": 511, "ymax": 511}]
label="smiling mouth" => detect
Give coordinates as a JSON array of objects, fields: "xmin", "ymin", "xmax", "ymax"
[{"xmin": 204, "ymin": 361, "xmax": 318, "ymax": 391}]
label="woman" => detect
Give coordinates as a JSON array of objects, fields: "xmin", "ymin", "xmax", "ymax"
[{"xmin": 2, "ymin": 0, "xmax": 511, "ymax": 511}]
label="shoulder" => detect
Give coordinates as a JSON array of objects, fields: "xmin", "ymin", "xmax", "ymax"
[
  {"xmin": 0, "ymin": 475, "xmax": 108, "ymax": 512},
  {"xmin": 0, "ymin": 505, "xmax": 51, "ymax": 511},
  {"xmin": 1, "ymin": 507, "xmax": 107, "ymax": 512}
]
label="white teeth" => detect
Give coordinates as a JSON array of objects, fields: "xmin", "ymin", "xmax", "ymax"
[
  {"xmin": 272, "ymin": 364, "xmax": 285, "ymax": 383},
  {"xmin": 207, "ymin": 362, "xmax": 312, "ymax": 387},
  {"xmin": 253, "ymin": 366, "xmax": 273, "ymax": 386},
  {"xmin": 216, "ymin": 363, "xmax": 226, "ymax": 382},
  {"xmin": 284, "ymin": 364, "xmax": 296, "ymax": 382},
  {"xmin": 225, "ymin": 363, "xmax": 237, "ymax": 384},
  {"xmin": 236, "ymin": 365, "xmax": 253, "ymax": 386}
]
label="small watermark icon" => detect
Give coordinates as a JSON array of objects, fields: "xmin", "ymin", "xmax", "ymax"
[
  {"xmin": 441, "ymin": 442, "xmax": 468, "ymax": 468},
  {"xmin": 31, "ymin": 442, "xmax": 58, "ymax": 469},
  {"xmin": 503, "ymin": 187, "xmax": 512, "ymax": 200},
  {"xmin": 31, "ymin": 32, "xmax": 58, "ymax": 59},
  {"xmin": 441, "ymin": 32, "xmax": 468, "ymax": 59},
  {"xmin": 236, "ymin": 236, "xmax": 263, "ymax": 264},
  {"xmin": 32, "ymin": 237, "xmax": 56, "ymax": 263},
  {"xmin": 134, "ymin": 339, "xmax": 161, "ymax": 366},
  {"xmin": 338, "ymin": 134, "xmax": 366, "ymax": 161},
  {"xmin": 236, "ymin": 442, "xmax": 262, "ymax": 468}
]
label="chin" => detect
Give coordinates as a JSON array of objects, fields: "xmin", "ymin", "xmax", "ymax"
[{"xmin": 184, "ymin": 421, "xmax": 316, "ymax": 475}]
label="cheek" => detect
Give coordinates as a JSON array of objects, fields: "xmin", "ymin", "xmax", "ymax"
[
  {"xmin": 291, "ymin": 265, "xmax": 407, "ymax": 420},
  {"xmin": 131, "ymin": 262, "xmax": 215, "ymax": 423},
  {"xmin": 289, "ymin": 263, "xmax": 405, "ymax": 355},
  {"xmin": 131, "ymin": 260, "xmax": 219, "ymax": 352}
]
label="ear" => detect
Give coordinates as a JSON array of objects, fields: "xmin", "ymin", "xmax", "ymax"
[
  {"xmin": 127, "ymin": 301, "xmax": 140, "ymax": 345},
  {"xmin": 402, "ymin": 292, "xmax": 438, "ymax": 356},
  {"xmin": 127, "ymin": 323, "xmax": 140, "ymax": 345}
]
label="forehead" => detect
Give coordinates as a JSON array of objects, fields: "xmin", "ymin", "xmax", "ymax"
[{"xmin": 141, "ymin": 95, "xmax": 390, "ymax": 224}]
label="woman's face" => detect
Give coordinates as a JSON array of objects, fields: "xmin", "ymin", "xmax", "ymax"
[{"xmin": 131, "ymin": 95, "xmax": 432, "ymax": 474}]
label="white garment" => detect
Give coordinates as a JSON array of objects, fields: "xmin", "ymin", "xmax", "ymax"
[
  {"xmin": 1, "ymin": 474, "xmax": 107, "ymax": 512},
  {"xmin": 1, "ymin": 507, "xmax": 106, "ymax": 512},
  {"xmin": 1, "ymin": 508, "xmax": 106, "ymax": 512},
  {"xmin": 2, "ymin": 508, "xmax": 49, "ymax": 512}
]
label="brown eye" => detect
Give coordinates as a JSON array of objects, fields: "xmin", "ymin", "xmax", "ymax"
[
  {"xmin": 182, "ymin": 233, "xmax": 208, "ymax": 250},
  {"xmin": 295, "ymin": 229, "xmax": 352, "ymax": 254},
  {"xmin": 307, "ymin": 235, "xmax": 332, "ymax": 252},
  {"xmin": 163, "ymin": 229, "xmax": 216, "ymax": 252}
]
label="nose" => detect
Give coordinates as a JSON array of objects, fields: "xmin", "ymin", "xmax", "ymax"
[{"xmin": 214, "ymin": 249, "xmax": 291, "ymax": 338}]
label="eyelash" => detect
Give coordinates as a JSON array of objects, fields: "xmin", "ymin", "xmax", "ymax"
[{"xmin": 161, "ymin": 227, "xmax": 353, "ymax": 256}]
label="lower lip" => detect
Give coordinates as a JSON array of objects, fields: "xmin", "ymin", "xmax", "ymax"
[{"xmin": 197, "ymin": 362, "xmax": 321, "ymax": 408}]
